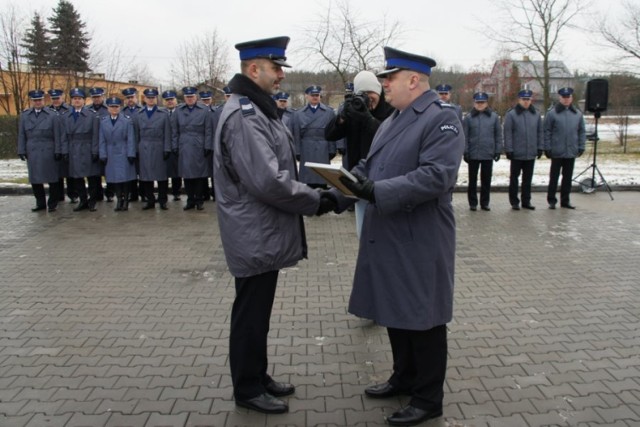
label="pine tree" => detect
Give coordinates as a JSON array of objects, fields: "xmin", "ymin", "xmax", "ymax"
[
  {"xmin": 21, "ymin": 12, "xmax": 52, "ymax": 73},
  {"xmin": 48, "ymin": 0, "xmax": 90, "ymax": 74}
]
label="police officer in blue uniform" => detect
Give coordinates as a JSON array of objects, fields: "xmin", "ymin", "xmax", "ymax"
[
  {"xmin": 89, "ymin": 87, "xmax": 113, "ymax": 202},
  {"xmin": 122, "ymin": 87, "xmax": 143, "ymax": 202},
  {"xmin": 503, "ymin": 89, "xmax": 543, "ymax": 210},
  {"xmin": 161, "ymin": 90, "xmax": 182, "ymax": 201},
  {"xmin": 99, "ymin": 96, "xmax": 137, "ymax": 211},
  {"xmin": 463, "ymin": 91, "xmax": 502, "ymax": 211},
  {"xmin": 292, "ymin": 85, "xmax": 336, "ymax": 188},
  {"xmin": 198, "ymin": 90, "xmax": 216, "ymax": 200},
  {"xmin": 435, "ymin": 84, "xmax": 463, "ymax": 122},
  {"xmin": 133, "ymin": 88, "xmax": 172, "ymax": 210},
  {"xmin": 171, "ymin": 86, "xmax": 213, "ymax": 210},
  {"xmin": 18, "ymin": 90, "xmax": 63, "ymax": 212},
  {"xmin": 544, "ymin": 87, "xmax": 586, "ymax": 209},
  {"xmin": 273, "ymin": 91, "xmax": 294, "ymax": 131},
  {"xmin": 214, "ymin": 36, "xmax": 329, "ymax": 415},
  {"xmin": 332, "ymin": 46, "xmax": 464, "ymax": 426},
  {"xmin": 48, "ymin": 88, "xmax": 77, "ymax": 203},
  {"xmin": 59, "ymin": 88, "xmax": 102, "ymax": 212}
]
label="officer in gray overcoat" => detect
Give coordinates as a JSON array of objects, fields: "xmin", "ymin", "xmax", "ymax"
[
  {"xmin": 48, "ymin": 88, "xmax": 76, "ymax": 204},
  {"xmin": 503, "ymin": 89, "xmax": 544, "ymax": 210},
  {"xmin": 435, "ymin": 84, "xmax": 463, "ymax": 122},
  {"xmin": 199, "ymin": 90, "xmax": 216, "ymax": 201},
  {"xmin": 544, "ymin": 87, "xmax": 586, "ymax": 209},
  {"xmin": 161, "ymin": 90, "xmax": 182, "ymax": 201},
  {"xmin": 88, "ymin": 87, "xmax": 113, "ymax": 202},
  {"xmin": 334, "ymin": 47, "xmax": 464, "ymax": 426},
  {"xmin": 171, "ymin": 86, "xmax": 213, "ymax": 210},
  {"xmin": 18, "ymin": 90, "xmax": 62, "ymax": 212},
  {"xmin": 213, "ymin": 36, "xmax": 332, "ymax": 415},
  {"xmin": 274, "ymin": 91, "xmax": 295, "ymax": 132},
  {"xmin": 122, "ymin": 87, "xmax": 144, "ymax": 202},
  {"xmin": 59, "ymin": 88, "xmax": 101, "ymax": 212},
  {"xmin": 133, "ymin": 88, "xmax": 172, "ymax": 210},
  {"xmin": 99, "ymin": 97, "xmax": 137, "ymax": 211},
  {"xmin": 292, "ymin": 85, "xmax": 336, "ymax": 188},
  {"xmin": 463, "ymin": 92, "xmax": 502, "ymax": 211}
]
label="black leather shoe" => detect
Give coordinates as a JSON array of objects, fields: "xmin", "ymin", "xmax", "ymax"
[
  {"xmin": 511, "ymin": 205, "xmax": 520, "ymax": 210},
  {"xmin": 522, "ymin": 204, "xmax": 536, "ymax": 210},
  {"xmin": 265, "ymin": 381, "xmax": 295, "ymax": 397},
  {"xmin": 88, "ymin": 203, "xmax": 97, "ymax": 212},
  {"xmin": 196, "ymin": 202, "xmax": 204, "ymax": 210},
  {"xmin": 469, "ymin": 206, "xmax": 477, "ymax": 211},
  {"xmin": 549, "ymin": 203, "xmax": 556, "ymax": 209},
  {"xmin": 386, "ymin": 405, "xmax": 442, "ymax": 426},
  {"xmin": 481, "ymin": 206, "xmax": 491, "ymax": 211},
  {"xmin": 69, "ymin": 197, "xmax": 78, "ymax": 204},
  {"xmin": 32, "ymin": 206, "xmax": 46, "ymax": 212},
  {"xmin": 183, "ymin": 203, "xmax": 195, "ymax": 211},
  {"xmin": 561, "ymin": 203, "xmax": 576, "ymax": 209},
  {"xmin": 48, "ymin": 206, "xmax": 57, "ymax": 212},
  {"xmin": 73, "ymin": 201, "xmax": 89, "ymax": 212},
  {"xmin": 173, "ymin": 195, "xmax": 181, "ymax": 201},
  {"xmin": 142, "ymin": 203, "xmax": 155, "ymax": 210},
  {"xmin": 159, "ymin": 203, "xmax": 168, "ymax": 210},
  {"xmin": 115, "ymin": 199, "xmax": 123, "ymax": 211},
  {"xmin": 235, "ymin": 393, "xmax": 288, "ymax": 414},
  {"xmin": 364, "ymin": 382, "xmax": 407, "ymax": 399}
]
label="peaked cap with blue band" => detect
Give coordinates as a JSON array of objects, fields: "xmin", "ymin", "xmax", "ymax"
[
  {"xmin": 162, "ymin": 90, "xmax": 177, "ymax": 100},
  {"xmin": 435, "ymin": 84, "xmax": 452, "ymax": 93},
  {"xmin": 105, "ymin": 97, "xmax": 122, "ymax": 106},
  {"xmin": 199, "ymin": 91, "xmax": 212, "ymax": 99},
  {"xmin": 377, "ymin": 46, "xmax": 436, "ymax": 77},
  {"xmin": 473, "ymin": 92, "xmax": 489, "ymax": 102},
  {"xmin": 143, "ymin": 88, "xmax": 159, "ymax": 97},
  {"xmin": 48, "ymin": 89, "xmax": 63, "ymax": 98},
  {"xmin": 28, "ymin": 90, "xmax": 45, "ymax": 100},
  {"xmin": 89, "ymin": 87, "xmax": 105, "ymax": 97},
  {"xmin": 182, "ymin": 87, "xmax": 198, "ymax": 96},
  {"xmin": 234, "ymin": 36, "xmax": 291, "ymax": 68},
  {"xmin": 122, "ymin": 87, "xmax": 137, "ymax": 97},
  {"xmin": 518, "ymin": 89, "xmax": 533, "ymax": 99},
  {"xmin": 69, "ymin": 88, "xmax": 86, "ymax": 98},
  {"xmin": 558, "ymin": 87, "xmax": 574, "ymax": 97}
]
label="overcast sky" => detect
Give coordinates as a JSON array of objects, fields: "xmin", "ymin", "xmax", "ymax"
[{"xmin": 3, "ymin": 0, "xmax": 629, "ymax": 85}]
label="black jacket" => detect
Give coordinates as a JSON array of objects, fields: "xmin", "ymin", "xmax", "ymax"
[{"xmin": 325, "ymin": 93, "xmax": 394, "ymax": 170}]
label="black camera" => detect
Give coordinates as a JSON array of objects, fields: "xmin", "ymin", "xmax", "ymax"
[{"xmin": 350, "ymin": 92, "xmax": 370, "ymax": 112}]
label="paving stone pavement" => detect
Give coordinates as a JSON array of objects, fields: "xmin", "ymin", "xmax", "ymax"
[{"xmin": 0, "ymin": 191, "xmax": 639, "ymax": 427}]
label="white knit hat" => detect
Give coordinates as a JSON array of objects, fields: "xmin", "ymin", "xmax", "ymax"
[{"xmin": 353, "ymin": 71, "xmax": 382, "ymax": 95}]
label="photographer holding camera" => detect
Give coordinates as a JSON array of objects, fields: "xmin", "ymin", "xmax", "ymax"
[{"xmin": 325, "ymin": 70, "xmax": 394, "ymax": 235}]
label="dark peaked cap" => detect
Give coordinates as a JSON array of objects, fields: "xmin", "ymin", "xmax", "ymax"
[
  {"xmin": 377, "ymin": 47, "xmax": 436, "ymax": 77},
  {"xmin": 235, "ymin": 36, "xmax": 291, "ymax": 68}
]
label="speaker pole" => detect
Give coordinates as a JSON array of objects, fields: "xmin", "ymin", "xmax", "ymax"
[{"xmin": 573, "ymin": 110, "xmax": 614, "ymax": 200}]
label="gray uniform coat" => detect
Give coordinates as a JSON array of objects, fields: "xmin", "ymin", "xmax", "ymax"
[
  {"xmin": 463, "ymin": 109, "xmax": 502, "ymax": 160},
  {"xmin": 336, "ymin": 90, "xmax": 464, "ymax": 331},
  {"xmin": 163, "ymin": 108, "xmax": 180, "ymax": 178},
  {"xmin": 503, "ymin": 104, "xmax": 543, "ymax": 160},
  {"xmin": 543, "ymin": 104, "xmax": 586, "ymax": 158},
  {"xmin": 171, "ymin": 103, "xmax": 213, "ymax": 179},
  {"xmin": 60, "ymin": 108, "xmax": 101, "ymax": 178},
  {"xmin": 292, "ymin": 103, "xmax": 336, "ymax": 184},
  {"xmin": 99, "ymin": 114, "xmax": 137, "ymax": 183},
  {"xmin": 133, "ymin": 107, "xmax": 171, "ymax": 181},
  {"xmin": 17, "ymin": 108, "xmax": 61, "ymax": 184},
  {"xmin": 214, "ymin": 93, "xmax": 320, "ymax": 278}
]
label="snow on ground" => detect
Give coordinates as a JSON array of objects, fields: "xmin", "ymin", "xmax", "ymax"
[{"xmin": 3, "ymin": 154, "xmax": 637, "ymax": 188}]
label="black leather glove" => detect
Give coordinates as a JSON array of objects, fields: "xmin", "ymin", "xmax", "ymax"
[
  {"xmin": 127, "ymin": 156, "xmax": 135, "ymax": 164},
  {"xmin": 63, "ymin": 154, "xmax": 69, "ymax": 162},
  {"xmin": 163, "ymin": 151, "xmax": 171, "ymax": 160},
  {"xmin": 493, "ymin": 154, "xmax": 500, "ymax": 162},
  {"xmin": 92, "ymin": 154, "xmax": 99, "ymax": 162},
  {"xmin": 54, "ymin": 153, "xmax": 62, "ymax": 161},
  {"xmin": 463, "ymin": 154, "xmax": 469, "ymax": 163},
  {"xmin": 577, "ymin": 149, "xmax": 584, "ymax": 157},
  {"xmin": 337, "ymin": 148, "xmax": 345, "ymax": 156},
  {"xmin": 339, "ymin": 173, "xmax": 375, "ymax": 203},
  {"xmin": 329, "ymin": 152, "xmax": 336, "ymax": 160},
  {"xmin": 505, "ymin": 152, "xmax": 513, "ymax": 160},
  {"xmin": 537, "ymin": 149, "xmax": 543, "ymax": 159},
  {"xmin": 544, "ymin": 150, "xmax": 552, "ymax": 159},
  {"xmin": 19, "ymin": 154, "xmax": 27, "ymax": 161},
  {"xmin": 204, "ymin": 149, "xmax": 212, "ymax": 157},
  {"xmin": 316, "ymin": 191, "xmax": 338, "ymax": 216}
]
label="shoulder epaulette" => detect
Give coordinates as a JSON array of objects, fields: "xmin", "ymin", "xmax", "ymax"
[{"xmin": 239, "ymin": 97, "xmax": 256, "ymax": 117}]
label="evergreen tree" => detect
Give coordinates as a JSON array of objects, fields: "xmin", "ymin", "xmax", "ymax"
[
  {"xmin": 48, "ymin": 0, "xmax": 90, "ymax": 74},
  {"xmin": 21, "ymin": 12, "xmax": 52, "ymax": 73}
]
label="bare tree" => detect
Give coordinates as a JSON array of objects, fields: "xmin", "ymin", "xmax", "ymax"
[
  {"xmin": 88, "ymin": 41, "xmax": 128, "ymax": 95},
  {"xmin": 598, "ymin": 1, "xmax": 640, "ymax": 75},
  {"xmin": 171, "ymin": 30, "xmax": 230, "ymax": 91},
  {"xmin": 126, "ymin": 63, "xmax": 156, "ymax": 87},
  {"xmin": 301, "ymin": 0, "xmax": 401, "ymax": 86},
  {"xmin": 0, "ymin": 4, "xmax": 32, "ymax": 114},
  {"xmin": 486, "ymin": 0, "xmax": 587, "ymax": 110}
]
